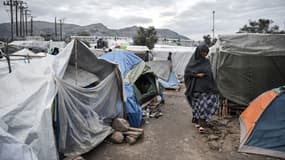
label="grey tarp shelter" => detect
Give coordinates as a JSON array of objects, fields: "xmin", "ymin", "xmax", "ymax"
[
  {"xmin": 146, "ymin": 60, "xmax": 180, "ymax": 89},
  {"xmin": 0, "ymin": 39, "xmax": 124, "ymax": 160},
  {"xmin": 210, "ymin": 34, "xmax": 285, "ymax": 106}
]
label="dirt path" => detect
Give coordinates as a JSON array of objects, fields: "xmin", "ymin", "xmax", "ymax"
[{"xmin": 84, "ymin": 89, "xmax": 279, "ymax": 160}]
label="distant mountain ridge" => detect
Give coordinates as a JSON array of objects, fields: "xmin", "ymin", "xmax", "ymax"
[{"xmin": 0, "ymin": 21, "xmax": 189, "ymax": 40}]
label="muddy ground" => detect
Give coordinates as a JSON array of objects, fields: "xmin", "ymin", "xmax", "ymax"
[{"xmin": 84, "ymin": 87, "xmax": 280, "ymax": 160}]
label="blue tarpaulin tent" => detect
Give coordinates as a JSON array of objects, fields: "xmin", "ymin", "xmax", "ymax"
[{"xmin": 101, "ymin": 51, "xmax": 156, "ymax": 127}]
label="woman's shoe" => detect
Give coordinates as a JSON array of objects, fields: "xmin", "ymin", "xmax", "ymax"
[
  {"xmin": 192, "ymin": 118, "xmax": 198, "ymax": 124},
  {"xmin": 195, "ymin": 124, "xmax": 200, "ymax": 128},
  {"xmin": 198, "ymin": 127, "xmax": 205, "ymax": 134}
]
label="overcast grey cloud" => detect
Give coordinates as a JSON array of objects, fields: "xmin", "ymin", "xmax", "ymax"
[{"xmin": 1, "ymin": 0, "xmax": 284, "ymax": 40}]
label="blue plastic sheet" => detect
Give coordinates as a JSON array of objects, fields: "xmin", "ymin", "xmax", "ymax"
[
  {"xmin": 100, "ymin": 51, "xmax": 142, "ymax": 78},
  {"xmin": 100, "ymin": 51, "xmax": 143, "ymax": 127},
  {"xmin": 124, "ymin": 83, "xmax": 142, "ymax": 127},
  {"xmin": 158, "ymin": 71, "xmax": 179, "ymax": 88}
]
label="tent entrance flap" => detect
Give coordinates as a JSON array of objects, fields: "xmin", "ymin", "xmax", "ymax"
[{"xmin": 134, "ymin": 73, "xmax": 158, "ymax": 104}]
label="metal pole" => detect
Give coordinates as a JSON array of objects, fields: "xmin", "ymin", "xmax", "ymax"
[
  {"xmin": 21, "ymin": 5, "xmax": 27, "ymax": 37},
  {"xmin": 30, "ymin": 16, "xmax": 33, "ymax": 36},
  {"xmin": 55, "ymin": 17, "xmax": 57, "ymax": 40},
  {"xmin": 19, "ymin": 4, "xmax": 24, "ymax": 36},
  {"xmin": 22, "ymin": 8, "xmax": 24, "ymax": 36},
  {"xmin": 15, "ymin": 1, "xmax": 18, "ymax": 36},
  {"xmin": 212, "ymin": 10, "xmax": 215, "ymax": 39},
  {"xmin": 21, "ymin": 6, "xmax": 24, "ymax": 36},
  {"xmin": 9, "ymin": 0, "xmax": 13, "ymax": 40},
  {"xmin": 19, "ymin": 4, "xmax": 22, "ymax": 36},
  {"xmin": 59, "ymin": 19, "xmax": 62, "ymax": 41},
  {"xmin": 3, "ymin": 0, "xmax": 14, "ymax": 40},
  {"xmin": 25, "ymin": 9, "xmax": 28, "ymax": 36},
  {"xmin": 4, "ymin": 41, "xmax": 12, "ymax": 73}
]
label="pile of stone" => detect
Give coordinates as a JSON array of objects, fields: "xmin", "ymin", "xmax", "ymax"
[{"xmin": 109, "ymin": 118, "xmax": 144, "ymax": 145}]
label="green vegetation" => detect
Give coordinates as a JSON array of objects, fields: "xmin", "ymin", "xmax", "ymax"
[
  {"xmin": 133, "ymin": 26, "xmax": 158, "ymax": 50},
  {"xmin": 238, "ymin": 19, "xmax": 285, "ymax": 34}
]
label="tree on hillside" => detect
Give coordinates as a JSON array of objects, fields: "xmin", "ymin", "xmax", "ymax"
[
  {"xmin": 133, "ymin": 26, "xmax": 158, "ymax": 50},
  {"xmin": 238, "ymin": 19, "xmax": 285, "ymax": 34},
  {"xmin": 40, "ymin": 33, "xmax": 52, "ymax": 41},
  {"xmin": 77, "ymin": 31, "xmax": 91, "ymax": 36},
  {"xmin": 203, "ymin": 35, "xmax": 211, "ymax": 46},
  {"xmin": 203, "ymin": 34, "xmax": 217, "ymax": 47}
]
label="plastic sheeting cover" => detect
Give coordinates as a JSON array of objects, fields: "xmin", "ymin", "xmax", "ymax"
[
  {"xmin": 158, "ymin": 71, "xmax": 179, "ymax": 89},
  {"xmin": 218, "ymin": 34, "xmax": 285, "ymax": 56},
  {"xmin": 100, "ymin": 51, "xmax": 142, "ymax": 78},
  {"xmin": 210, "ymin": 34, "xmax": 285, "ymax": 106},
  {"xmin": 10, "ymin": 40, "xmax": 49, "ymax": 50},
  {"xmin": 123, "ymin": 83, "xmax": 142, "ymax": 128},
  {"xmin": 0, "ymin": 39, "xmax": 124, "ymax": 160},
  {"xmin": 0, "ymin": 121, "xmax": 38, "ymax": 160},
  {"xmin": 146, "ymin": 60, "xmax": 171, "ymax": 81},
  {"xmin": 63, "ymin": 65, "xmax": 100, "ymax": 87},
  {"xmin": 100, "ymin": 51, "xmax": 144, "ymax": 127},
  {"xmin": 56, "ymin": 40, "xmax": 124, "ymax": 156},
  {"xmin": 152, "ymin": 45, "xmax": 195, "ymax": 76},
  {"xmin": 56, "ymin": 72, "xmax": 122, "ymax": 155}
]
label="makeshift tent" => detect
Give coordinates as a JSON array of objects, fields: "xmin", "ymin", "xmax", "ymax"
[
  {"xmin": 2, "ymin": 48, "xmax": 46, "ymax": 62},
  {"xmin": 11, "ymin": 48, "xmax": 46, "ymax": 57},
  {"xmin": 158, "ymin": 71, "xmax": 179, "ymax": 89},
  {"xmin": 125, "ymin": 45, "xmax": 149, "ymax": 60},
  {"xmin": 49, "ymin": 41, "xmax": 67, "ymax": 50},
  {"xmin": 210, "ymin": 34, "xmax": 285, "ymax": 106},
  {"xmin": 9, "ymin": 40, "xmax": 67, "ymax": 53},
  {"xmin": 0, "ymin": 39, "xmax": 124, "ymax": 160},
  {"xmin": 0, "ymin": 43, "xmax": 22, "ymax": 55},
  {"xmin": 100, "ymin": 51, "xmax": 159, "ymax": 127},
  {"xmin": 112, "ymin": 45, "xmax": 149, "ymax": 61},
  {"xmin": 152, "ymin": 44, "xmax": 195, "ymax": 76},
  {"xmin": 146, "ymin": 60, "xmax": 180, "ymax": 89},
  {"xmin": 0, "ymin": 48, "xmax": 47, "ymax": 76},
  {"xmin": 9, "ymin": 40, "xmax": 49, "ymax": 52},
  {"xmin": 239, "ymin": 86, "xmax": 285, "ymax": 158}
]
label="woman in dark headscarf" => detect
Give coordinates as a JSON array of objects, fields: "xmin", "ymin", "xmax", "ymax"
[{"xmin": 184, "ymin": 44, "xmax": 219, "ymax": 133}]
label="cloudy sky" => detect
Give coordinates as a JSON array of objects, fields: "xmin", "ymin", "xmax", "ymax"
[{"xmin": 1, "ymin": 0, "xmax": 285, "ymax": 40}]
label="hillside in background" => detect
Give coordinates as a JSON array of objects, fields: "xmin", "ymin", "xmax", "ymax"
[{"xmin": 0, "ymin": 21, "xmax": 189, "ymax": 40}]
